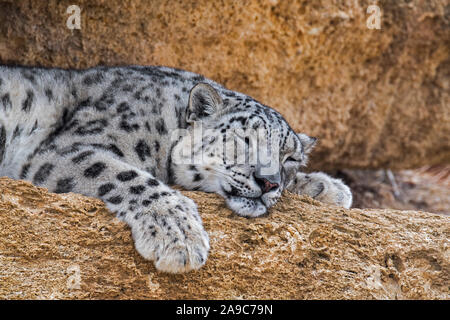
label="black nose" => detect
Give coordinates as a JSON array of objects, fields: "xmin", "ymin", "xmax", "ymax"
[{"xmin": 254, "ymin": 176, "xmax": 279, "ymax": 193}]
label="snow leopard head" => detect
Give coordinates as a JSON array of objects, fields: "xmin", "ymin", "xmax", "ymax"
[{"xmin": 171, "ymin": 83, "xmax": 316, "ymax": 217}]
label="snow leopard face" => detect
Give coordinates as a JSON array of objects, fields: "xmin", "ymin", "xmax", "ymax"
[{"xmin": 171, "ymin": 83, "xmax": 317, "ymax": 217}]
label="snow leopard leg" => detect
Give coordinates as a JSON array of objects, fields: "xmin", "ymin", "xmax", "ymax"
[
  {"xmin": 20, "ymin": 146, "xmax": 210, "ymax": 273},
  {"xmin": 285, "ymin": 172, "xmax": 352, "ymax": 209}
]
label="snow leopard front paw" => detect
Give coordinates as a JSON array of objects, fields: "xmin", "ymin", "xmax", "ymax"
[
  {"xmin": 286, "ymin": 172, "xmax": 352, "ymax": 209},
  {"xmin": 130, "ymin": 193, "xmax": 210, "ymax": 273}
]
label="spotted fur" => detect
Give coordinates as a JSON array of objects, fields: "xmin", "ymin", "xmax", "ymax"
[
  {"xmin": 0, "ymin": 65, "xmax": 350, "ymax": 273},
  {"xmin": 285, "ymin": 172, "xmax": 353, "ymax": 209}
]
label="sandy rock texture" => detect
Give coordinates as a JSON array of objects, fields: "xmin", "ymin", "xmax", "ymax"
[
  {"xmin": 342, "ymin": 167, "xmax": 450, "ymax": 215},
  {"xmin": 0, "ymin": 0, "xmax": 448, "ymax": 170},
  {"xmin": 0, "ymin": 177, "xmax": 448, "ymax": 299}
]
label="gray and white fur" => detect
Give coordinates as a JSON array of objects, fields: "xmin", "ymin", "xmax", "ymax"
[{"xmin": 0, "ymin": 65, "xmax": 351, "ymax": 273}]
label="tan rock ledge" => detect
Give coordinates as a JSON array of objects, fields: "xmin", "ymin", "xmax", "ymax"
[{"xmin": 0, "ymin": 177, "xmax": 448, "ymax": 299}]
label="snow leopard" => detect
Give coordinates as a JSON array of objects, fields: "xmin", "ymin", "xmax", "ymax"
[{"xmin": 0, "ymin": 65, "xmax": 352, "ymax": 273}]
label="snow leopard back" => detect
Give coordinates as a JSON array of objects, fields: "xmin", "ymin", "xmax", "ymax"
[{"xmin": 0, "ymin": 66, "xmax": 73, "ymax": 177}]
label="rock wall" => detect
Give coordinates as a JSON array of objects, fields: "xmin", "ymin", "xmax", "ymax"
[
  {"xmin": 0, "ymin": 177, "xmax": 448, "ymax": 299},
  {"xmin": 1, "ymin": 2, "xmax": 448, "ymax": 299},
  {"xmin": 0, "ymin": 0, "xmax": 448, "ymax": 170}
]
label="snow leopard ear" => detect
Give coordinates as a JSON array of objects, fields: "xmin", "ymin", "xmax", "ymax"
[
  {"xmin": 187, "ymin": 83, "xmax": 223, "ymax": 123},
  {"xmin": 297, "ymin": 133, "xmax": 317, "ymax": 154}
]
